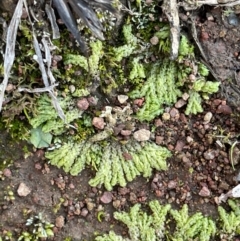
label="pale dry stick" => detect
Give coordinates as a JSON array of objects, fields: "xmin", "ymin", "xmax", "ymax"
[
  {"xmin": 0, "ymin": 0, "xmax": 24, "ymax": 112},
  {"xmin": 162, "ymin": 0, "xmax": 180, "ymax": 60},
  {"xmin": 45, "ymin": 4, "xmax": 60, "ymax": 39},
  {"xmin": 199, "ymin": 0, "xmax": 240, "ymax": 5},
  {"xmin": 18, "ymin": 84, "xmax": 59, "ymax": 93},
  {"xmin": 180, "ymin": 0, "xmax": 240, "ymax": 10},
  {"xmin": 0, "ymin": 0, "xmax": 65, "ymax": 121},
  {"xmin": 31, "ymin": 33, "xmax": 66, "ymax": 121},
  {"xmin": 22, "ymin": 0, "xmax": 65, "ymax": 121}
]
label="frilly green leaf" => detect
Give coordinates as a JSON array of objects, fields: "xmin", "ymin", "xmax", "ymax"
[
  {"xmin": 114, "ymin": 204, "xmax": 155, "ymax": 241},
  {"xmin": 94, "ymin": 199, "xmax": 240, "ymax": 240},
  {"xmin": 218, "ymin": 199, "xmax": 240, "ymax": 237},
  {"xmin": 112, "ymin": 45, "xmax": 136, "ymax": 62},
  {"xmin": 201, "ymin": 81, "xmax": 220, "ymax": 94},
  {"xmin": 130, "ymin": 60, "xmax": 182, "ymax": 121},
  {"xmin": 95, "ymin": 231, "xmax": 131, "ymax": 241},
  {"xmin": 170, "ymin": 204, "xmax": 216, "ymax": 241},
  {"xmin": 46, "ymin": 139, "xmax": 171, "ymax": 191},
  {"xmin": 198, "ymin": 63, "xmax": 209, "ymax": 76},
  {"xmin": 129, "ymin": 58, "xmax": 145, "ymax": 83},
  {"xmin": 29, "ymin": 94, "xmax": 82, "ymax": 135},
  {"xmin": 112, "ymin": 24, "xmax": 138, "ymax": 62},
  {"xmin": 178, "ymin": 35, "xmax": 194, "ymax": 57},
  {"xmin": 122, "ymin": 24, "xmax": 138, "ymax": 46},
  {"xmin": 63, "ymin": 40, "xmax": 103, "ymax": 74},
  {"xmin": 185, "ymin": 91, "xmax": 203, "ymax": 115}
]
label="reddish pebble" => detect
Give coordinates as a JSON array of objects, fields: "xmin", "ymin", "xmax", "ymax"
[
  {"xmin": 81, "ymin": 208, "xmax": 89, "ymax": 217},
  {"xmin": 199, "ymin": 186, "xmax": 211, "ymax": 197},
  {"xmin": 201, "ymin": 31, "xmax": 209, "ymax": 41},
  {"xmin": 35, "ymin": 163, "xmax": 42, "ymax": 170},
  {"xmin": 133, "ymin": 98, "xmax": 144, "ymax": 107},
  {"xmin": 77, "ymin": 98, "xmax": 89, "ymax": 110},
  {"xmin": 175, "ymin": 140, "xmax": 185, "ymax": 152},
  {"xmin": 55, "ymin": 216, "xmax": 65, "ymax": 228},
  {"xmin": 121, "ymin": 130, "xmax": 132, "ymax": 136},
  {"xmin": 155, "ymin": 136, "xmax": 164, "ymax": 145},
  {"xmin": 216, "ymin": 104, "xmax": 232, "ymax": 115},
  {"xmin": 3, "ymin": 168, "xmax": 11, "ymax": 177},
  {"xmin": 168, "ymin": 180, "xmax": 177, "ymax": 189},
  {"xmin": 100, "ymin": 191, "xmax": 113, "ymax": 204},
  {"xmin": 92, "ymin": 117, "xmax": 106, "ymax": 130}
]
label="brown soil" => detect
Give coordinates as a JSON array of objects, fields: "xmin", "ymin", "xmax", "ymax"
[{"xmin": 0, "ymin": 3, "xmax": 240, "ymax": 241}]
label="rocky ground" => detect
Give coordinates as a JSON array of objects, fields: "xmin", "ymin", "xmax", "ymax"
[{"xmin": 0, "ymin": 1, "xmax": 240, "ymax": 241}]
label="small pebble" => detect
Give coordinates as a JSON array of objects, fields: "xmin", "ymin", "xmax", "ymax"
[
  {"xmin": 168, "ymin": 180, "xmax": 177, "ymax": 189},
  {"xmin": 100, "ymin": 191, "xmax": 113, "ymax": 204},
  {"xmin": 175, "ymin": 99, "xmax": 186, "ymax": 108},
  {"xmin": 186, "ymin": 136, "xmax": 193, "ymax": 143},
  {"xmin": 117, "ymin": 95, "xmax": 128, "ymax": 104},
  {"xmin": 189, "ymin": 74, "xmax": 196, "ymax": 81},
  {"xmin": 216, "ymin": 104, "xmax": 232, "ymax": 115},
  {"xmin": 150, "ymin": 36, "xmax": 159, "ymax": 45},
  {"xmin": 169, "ymin": 108, "xmax": 179, "ymax": 118},
  {"xmin": 92, "ymin": 117, "xmax": 106, "ymax": 130},
  {"xmin": 133, "ymin": 98, "xmax": 144, "ymax": 107},
  {"xmin": 3, "ymin": 168, "xmax": 11, "ymax": 177},
  {"xmin": 182, "ymin": 93, "xmax": 189, "ymax": 101},
  {"xmin": 77, "ymin": 98, "xmax": 89, "ymax": 110},
  {"xmin": 203, "ymin": 150, "xmax": 216, "ymax": 160},
  {"xmin": 200, "ymin": 31, "xmax": 209, "ymax": 41},
  {"xmin": 228, "ymin": 13, "xmax": 240, "ymax": 26},
  {"xmin": 121, "ymin": 130, "xmax": 132, "ymax": 136},
  {"xmin": 81, "ymin": 208, "xmax": 89, "ymax": 217},
  {"xmin": 86, "ymin": 202, "xmax": 95, "ymax": 211},
  {"xmin": 69, "ymin": 85, "xmax": 76, "ymax": 93},
  {"xmin": 113, "ymin": 200, "xmax": 121, "ymax": 209},
  {"xmin": 133, "ymin": 129, "xmax": 151, "ymax": 141},
  {"xmin": 17, "ymin": 183, "xmax": 31, "ymax": 197},
  {"xmin": 203, "ymin": 112, "xmax": 213, "ymax": 124},
  {"xmin": 175, "ymin": 140, "xmax": 185, "ymax": 152},
  {"xmin": 162, "ymin": 113, "xmax": 170, "ymax": 121},
  {"xmin": 55, "ymin": 216, "xmax": 65, "ymax": 228},
  {"xmin": 199, "ymin": 186, "xmax": 211, "ymax": 197}
]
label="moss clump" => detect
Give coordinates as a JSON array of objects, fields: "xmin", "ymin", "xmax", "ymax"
[
  {"xmin": 130, "ymin": 59, "xmax": 182, "ymax": 121},
  {"xmin": 63, "ymin": 40, "xmax": 103, "ymax": 75},
  {"xmin": 95, "ymin": 199, "xmax": 240, "ymax": 240},
  {"xmin": 129, "ymin": 30, "xmax": 219, "ymax": 120},
  {"xmin": 95, "ymin": 200, "xmax": 171, "ymax": 241},
  {"xmin": 218, "ymin": 199, "xmax": 240, "ymax": 239},
  {"xmin": 169, "ymin": 204, "xmax": 216, "ymax": 241},
  {"xmin": 95, "ymin": 200, "xmax": 216, "ymax": 241},
  {"xmin": 28, "ymin": 94, "xmax": 82, "ymax": 135},
  {"xmin": 46, "ymin": 139, "xmax": 171, "ymax": 191}
]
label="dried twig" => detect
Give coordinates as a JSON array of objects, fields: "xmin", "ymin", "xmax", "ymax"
[
  {"xmin": 18, "ymin": 84, "xmax": 59, "ymax": 93},
  {"xmin": 162, "ymin": 0, "xmax": 180, "ymax": 60},
  {"xmin": 45, "ymin": 4, "xmax": 60, "ymax": 39},
  {"xmin": 198, "ymin": 0, "xmax": 240, "ymax": 6},
  {"xmin": 180, "ymin": 0, "xmax": 240, "ymax": 10},
  {"xmin": 0, "ymin": 0, "xmax": 23, "ymax": 112},
  {"xmin": 22, "ymin": 0, "xmax": 65, "ymax": 121}
]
